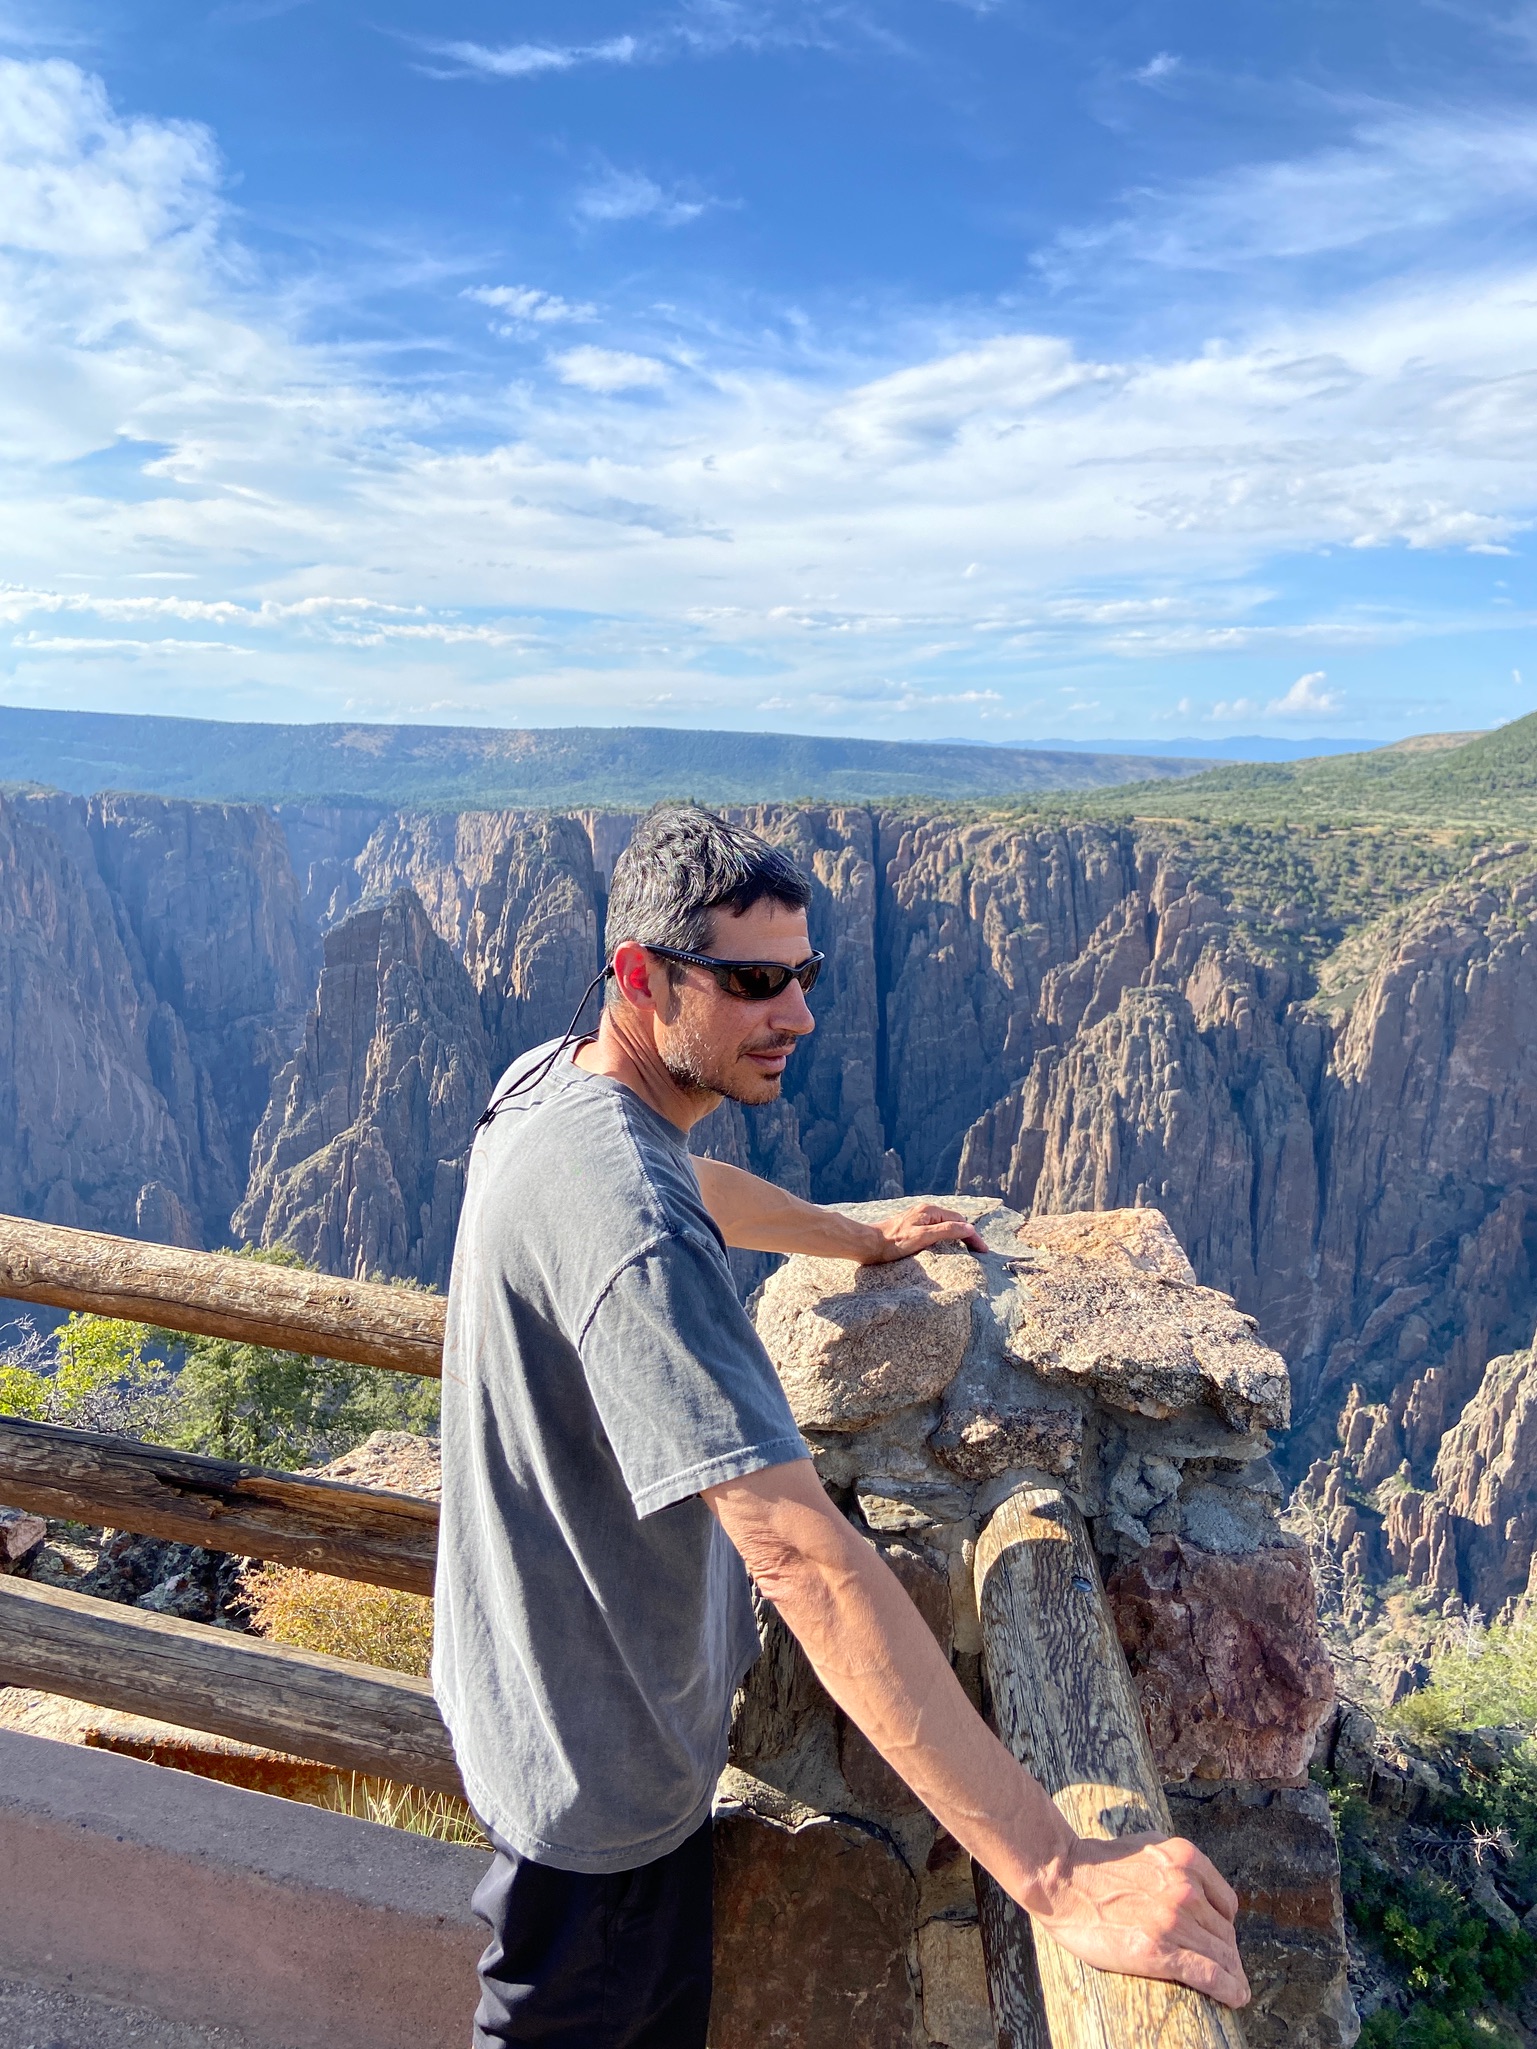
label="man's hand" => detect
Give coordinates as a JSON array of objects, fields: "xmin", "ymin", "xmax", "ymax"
[
  {"xmin": 1029, "ymin": 1832, "xmax": 1249, "ymax": 2008},
  {"xmin": 861, "ymin": 1200, "xmax": 987, "ymax": 1262}
]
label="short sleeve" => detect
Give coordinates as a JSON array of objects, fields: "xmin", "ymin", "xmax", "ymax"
[{"xmin": 579, "ymin": 1230, "xmax": 807, "ymax": 1517}]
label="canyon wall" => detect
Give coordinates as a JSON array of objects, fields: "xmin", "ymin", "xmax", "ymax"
[
  {"xmin": 0, "ymin": 788, "xmax": 314, "ymax": 1252},
  {"xmin": 7, "ymin": 787, "xmax": 1537, "ymax": 1621}
]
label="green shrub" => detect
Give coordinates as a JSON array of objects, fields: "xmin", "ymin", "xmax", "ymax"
[
  {"xmin": 0, "ymin": 1312, "xmax": 173, "ymax": 1434},
  {"xmin": 166, "ymin": 1331, "xmax": 437, "ymax": 1468},
  {"xmin": 1361, "ymin": 2008, "xmax": 1511, "ymax": 2049},
  {"xmin": 1334, "ymin": 1790, "xmax": 1536, "ymax": 2035},
  {"xmin": 1394, "ymin": 1609, "xmax": 1537, "ymax": 1739}
]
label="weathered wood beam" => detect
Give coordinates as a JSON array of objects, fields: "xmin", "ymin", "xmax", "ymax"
[
  {"xmin": 0, "ymin": 1415, "xmax": 437, "ymax": 1594},
  {"xmin": 974, "ymin": 1486, "xmax": 1247, "ymax": 2049},
  {"xmin": 973, "ymin": 1865, "xmax": 1050, "ymax": 2049},
  {"xmin": 0, "ymin": 1213, "xmax": 443, "ymax": 1377},
  {"xmin": 0, "ymin": 1576, "xmax": 462, "ymax": 1797}
]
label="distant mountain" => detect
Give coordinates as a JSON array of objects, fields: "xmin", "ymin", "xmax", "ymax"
[
  {"xmin": 0, "ymin": 706, "xmax": 1215, "ymax": 809},
  {"xmin": 1023, "ymin": 734, "xmax": 1396, "ymax": 762},
  {"xmin": 933, "ymin": 734, "xmax": 1400, "ymax": 761},
  {"xmin": 1084, "ymin": 713, "xmax": 1537, "ymax": 830}
]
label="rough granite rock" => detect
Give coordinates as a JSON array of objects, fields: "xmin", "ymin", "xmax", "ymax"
[
  {"xmin": 1107, "ymin": 1540, "xmax": 1336, "ymax": 1782},
  {"xmin": 1166, "ymin": 1780, "xmax": 1358, "ymax": 2049},
  {"xmin": 738, "ymin": 1199, "xmax": 1349, "ymax": 2047},
  {"xmin": 1006, "ymin": 1209, "xmax": 1291, "ymax": 1432},
  {"xmin": 710, "ymin": 1803, "xmax": 920, "ymax": 2049},
  {"xmin": 752, "ymin": 1246, "xmax": 986, "ymax": 1429},
  {"xmin": 915, "ymin": 1918, "xmax": 994, "ymax": 2049},
  {"xmin": 0, "ymin": 1507, "xmax": 46, "ymax": 1572},
  {"xmin": 234, "ymin": 889, "xmax": 489, "ymax": 1288},
  {"xmin": 307, "ymin": 1429, "xmax": 442, "ymax": 1501},
  {"xmin": 1426, "ymin": 1329, "xmax": 1537, "ymax": 1614}
]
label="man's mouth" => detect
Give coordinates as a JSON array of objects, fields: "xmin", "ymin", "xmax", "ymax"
[{"xmin": 743, "ymin": 1040, "xmax": 796, "ymax": 1074}]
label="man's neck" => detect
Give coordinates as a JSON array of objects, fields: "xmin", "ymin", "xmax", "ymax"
[{"xmin": 573, "ymin": 1012, "xmax": 720, "ymax": 1134}]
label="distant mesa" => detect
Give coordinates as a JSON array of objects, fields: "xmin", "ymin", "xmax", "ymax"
[{"xmin": 1, "ymin": 704, "xmax": 1226, "ymax": 809}]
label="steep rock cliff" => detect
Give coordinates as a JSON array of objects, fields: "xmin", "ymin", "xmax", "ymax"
[
  {"xmin": 234, "ymin": 889, "xmax": 488, "ymax": 1288},
  {"xmin": 0, "ymin": 789, "xmax": 314, "ymax": 1248},
  {"xmin": 1303, "ymin": 853, "xmax": 1537, "ymax": 1448}
]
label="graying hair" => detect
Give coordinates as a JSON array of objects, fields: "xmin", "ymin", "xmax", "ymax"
[{"xmin": 603, "ymin": 805, "xmax": 811, "ymax": 1002}]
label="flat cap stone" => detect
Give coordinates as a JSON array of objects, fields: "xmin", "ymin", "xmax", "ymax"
[{"xmin": 1006, "ymin": 1209, "xmax": 1290, "ymax": 1432}]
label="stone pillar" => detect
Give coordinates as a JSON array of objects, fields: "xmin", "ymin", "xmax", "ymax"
[{"xmin": 710, "ymin": 1200, "xmax": 1354, "ymax": 2049}]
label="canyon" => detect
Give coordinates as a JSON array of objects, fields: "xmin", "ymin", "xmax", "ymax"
[{"xmin": 3, "ymin": 780, "xmax": 1536, "ymax": 1621}]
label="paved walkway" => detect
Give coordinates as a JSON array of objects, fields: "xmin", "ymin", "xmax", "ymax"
[{"xmin": 0, "ymin": 1978, "xmax": 254, "ymax": 2049}]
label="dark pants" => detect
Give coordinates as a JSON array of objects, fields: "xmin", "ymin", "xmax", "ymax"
[{"xmin": 470, "ymin": 1819, "xmax": 714, "ymax": 2047}]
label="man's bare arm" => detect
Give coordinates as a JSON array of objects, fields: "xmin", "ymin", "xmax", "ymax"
[
  {"xmin": 692, "ymin": 1156, "xmax": 986, "ymax": 1263},
  {"xmin": 705, "ymin": 1459, "xmax": 1250, "ymax": 2008}
]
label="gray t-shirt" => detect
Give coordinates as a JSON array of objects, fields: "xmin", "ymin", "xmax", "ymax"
[{"xmin": 431, "ymin": 1041, "xmax": 807, "ymax": 1872}]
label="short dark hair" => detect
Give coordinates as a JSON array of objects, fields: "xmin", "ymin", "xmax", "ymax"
[{"xmin": 603, "ymin": 805, "xmax": 811, "ymax": 1000}]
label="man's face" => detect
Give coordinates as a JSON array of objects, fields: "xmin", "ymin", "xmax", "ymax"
[{"xmin": 654, "ymin": 898, "xmax": 817, "ymax": 1106}]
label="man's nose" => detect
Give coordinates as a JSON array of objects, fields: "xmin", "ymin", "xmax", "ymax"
[{"xmin": 768, "ymin": 980, "xmax": 815, "ymax": 1035}]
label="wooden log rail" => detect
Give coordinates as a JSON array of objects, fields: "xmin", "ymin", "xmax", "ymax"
[
  {"xmin": 0, "ymin": 1575, "xmax": 461, "ymax": 1796},
  {"xmin": 974, "ymin": 1486, "xmax": 1247, "ymax": 2049},
  {"xmin": 0, "ymin": 1213, "xmax": 444, "ymax": 1377},
  {"xmin": 0, "ymin": 1415, "xmax": 437, "ymax": 1593}
]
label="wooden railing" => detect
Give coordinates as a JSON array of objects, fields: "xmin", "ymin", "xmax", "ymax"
[
  {"xmin": 976, "ymin": 1489, "xmax": 1246, "ymax": 2049},
  {"xmin": 0, "ymin": 1212, "xmax": 454, "ymax": 1791},
  {"xmin": 0, "ymin": 1213, "xmax": 1246, "ymax": 2046}
]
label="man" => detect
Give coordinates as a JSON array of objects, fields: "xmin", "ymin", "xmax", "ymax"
[{"xmin": 433, "ymin": 804, "xmax": 1249, "ymax": 2046}]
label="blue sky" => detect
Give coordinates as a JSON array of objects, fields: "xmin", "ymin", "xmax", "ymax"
[{"xmin": 3, "ymin": 1, "xmax": 1537, "ymax": 743}]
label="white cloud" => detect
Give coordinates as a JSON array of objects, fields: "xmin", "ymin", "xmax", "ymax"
[
  {"xmin": 463, "ymin": 285, "xmax": 596, "ymax": 328},
  {"xmin": 1048, "ymin": 107, "xmax": 1537, "ymax": 276},
  {"xmin": 551, "ymin": 346, "xmax": 670, "ymax": 392},
  {"xmin": 1266, "ymin": 670, "xmax": 1342, "ymax": 717},
  {"xmin": 1135, "ymin": 52, "xmax": 1180, "ymax": 82},
  {"xmin": 413, "ymin": 5, "xmax": 856, "ymax": 84},
  {"xmin": 419, "ymin": 36, "xmax": 638, "ymax": 80},
  {"xmin": 573, "ymin": 164, "xmax": 711, "ymax": 227}
]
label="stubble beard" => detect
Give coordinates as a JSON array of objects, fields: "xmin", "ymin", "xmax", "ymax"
[{"xmin": 661, "ymin": 1012, "xmax": 795, "ymax": 1107}]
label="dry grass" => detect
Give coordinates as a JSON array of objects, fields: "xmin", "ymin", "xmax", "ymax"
[
  {"xmin": 241, "ymin": 1563, "xmax": 434, "ymax": 1677},
  {"xmin": 322, "ymin": 1773, "xmax": 488, "ymax": 1848},
  {"xmin": 240, "ymin": 1566, "xmax": 482, "ymax": 1848}
]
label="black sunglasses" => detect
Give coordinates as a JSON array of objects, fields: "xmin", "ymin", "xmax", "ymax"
[{"xmin": 644, "ymin": 944, "xmax": 824, "ymax": 1002}]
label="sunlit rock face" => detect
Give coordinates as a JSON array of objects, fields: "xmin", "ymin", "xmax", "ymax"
[{"xmin": 714, "ymin": 1198, "xmax": 1347, "ymax": 2049}]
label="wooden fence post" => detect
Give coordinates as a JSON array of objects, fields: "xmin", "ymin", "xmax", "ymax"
[{"xmin": 973, "ymin": 1486, "xmax": 1247, "ymax": 2049}]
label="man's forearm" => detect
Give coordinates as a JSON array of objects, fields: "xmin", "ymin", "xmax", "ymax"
[
  {"xmin": 692, "ymin": 1157, "xmax": 884, "ymax": 1259},
  {"xmin": 707, "ymin": 1459, "xmax": 1076, "ymax": 1911}
]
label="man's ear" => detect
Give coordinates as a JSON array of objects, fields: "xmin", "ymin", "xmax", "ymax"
[{"xmin": 610, "ymin": 939, "xmax": 661, "ymax": 1012}]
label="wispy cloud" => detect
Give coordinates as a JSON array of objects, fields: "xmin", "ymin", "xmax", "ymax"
[
  {"xmin": 418, "ymin": 34, "xmax": 639, "ymax": 80},
  {"xmin": 413, "ymin": 3, "xmax": 859, "ymax": 85},
  {"xmin": 1047, "ymin": 106, "xmax": 1537, "ymax": 276},
  {"xmin": 573, "ymin": 163, "xmax": 714, "ymax": 227},
  {"xmin": 551, "ymin": 345, "xmax": 670, "ymax": 392}
]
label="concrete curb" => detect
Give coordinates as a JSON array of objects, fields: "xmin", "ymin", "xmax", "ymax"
[{"xmin": 0, "ymin": 1729, "xmax": 486, "ymax": 2049}]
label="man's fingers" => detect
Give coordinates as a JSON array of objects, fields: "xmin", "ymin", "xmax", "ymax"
[
  {"xmin": 1200, "ymin": 1865, "xmax": 1240, "ymax": 1924},
  {"xmin": 908, "ymin": 1219, "xmax": 986, "ymax": 1251},
  {"xmin": 1168, "ymin": 1948, "xmax": 1251, "ymax": 2009}
]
